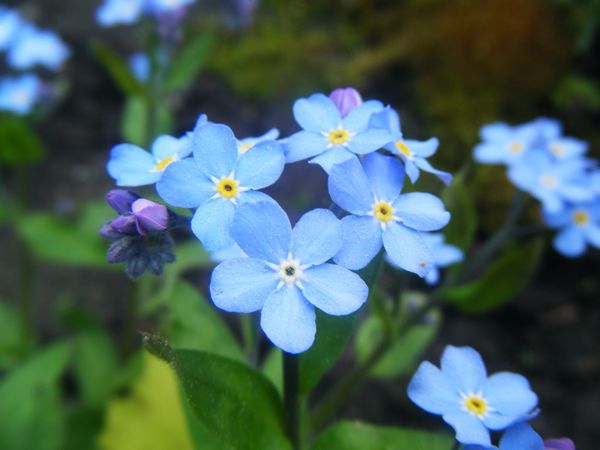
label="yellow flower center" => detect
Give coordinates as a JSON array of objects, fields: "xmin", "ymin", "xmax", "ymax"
[
  {"xmin": 216, "ymin": 178, "xmax": 239, "ymax": 199},
  {"xmin": 373, "ymin": 201, "xmax": 394, "ymax": 223},
  {"xmin": 572, "ymin": 209, "xmax": 589, "ymax": 226},
  {"xmin": 155, "ymin": 156, "xmax": 177, "ymax": 172},
  {"xmin": 395, "ymin": 140, "xmax": 413, "ymax": 158},
  {"xmin": 328, "ymin": 129, "xmax": 349, "ymax": 145},
  {"xmin": 239, "ymin": 143, "xmax": 254, "ymax": 154},
  {"xmin": 550, "ymin": 142, "xmax": 565, "ymax": 157},
  {"xmin": 464, "ymin": 395, "xmax": 488, "ymax": 417},
  {"xmin": 507, "ymin": 141, "xmax": 525, "ymax": 154},
  {"xmin": 539, "ymin": 174, "xmax": 559, "ymax": 189}
]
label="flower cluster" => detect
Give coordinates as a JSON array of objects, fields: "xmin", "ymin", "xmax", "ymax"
[
  {"xmin": 96, "ymin": 0, "xmax": 195, "ymax": 28},
  {"xmin": 409, "ymin": 346, "xmax": 575, "ymax": 449},
  {"xmin": 474, "ymin": 118, "xmax": 600, "ymax": 258},
  {"xmin": 0, "ymin": 6, "xmax": 70, "ymax": 115},
  {"xmin": 104, "ymin": 87, "xmax": 454, "ymax": 352}
]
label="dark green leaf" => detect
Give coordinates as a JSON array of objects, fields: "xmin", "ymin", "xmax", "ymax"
[
  {"xmin": 0, "ymin": 299, "xmax": 23, "ymax": 369},
  {"xmin": 312, "ymin": 422, "xmax": 453, "ymax": 450},
  {"xmin": 441, "ymin": 171, "xmax": 478, "ymax": 251},
  {"xmin": 165, "ymin": 32, "xmax": 215, "ymax": 91},
  {"xmin": 442, "ymin": 239, "xmax": 544, "ymax": 312},
  {"xmin": 0, "ymin": 116, "xmax": 45, "ymax": 166},
  {"xmin": 92, "ymin": 41, "xmax": 146, "ymax": 96}
]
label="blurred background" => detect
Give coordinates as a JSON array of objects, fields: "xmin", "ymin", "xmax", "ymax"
[{"xmin": 0, "ymin": 0, "xmax": 599, "ymax": 448}]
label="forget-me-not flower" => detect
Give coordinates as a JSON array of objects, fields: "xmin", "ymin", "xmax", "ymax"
[
  {"xmin": 157, "ymin": 122, "xmax": 285, "ymax": 251},
  {"xmin": 0, "ymin": 74, "xmax": 41, "ymax": 115},
  {"xmin": 372, "ymin": 107, "xmax": 452, "ymax": 185},
  {"xmin": 7, "ymin": 25, "xmax": 70, "ymax": 71},
  {"xmin": 463, "ymin": 422, "xmax": 544, "ymax": 450},
  {"xmin": 544, "ymin": 136, "xmax": 588, "ymax": 162},
  {"xmin": 328, "ymin": 152, "xmax": 450, "ymax": 276},
  {"xmin": 237, "ymin": 128, "xmax": 279, "ymax": 155},
  {"xmin": 422, "ymin": 233, "xmax": 463, "ymax": 284},
  {"xmin": 473, "ymin": 121, "xmax": 543, "ymax": 167},
  {"xmin": 96, "ymin": 0, "xmax": 194, "ymax": 26},
  {"xmin": 543, "ymin": 200, "xmax": 600, "ymax": 257},
  {"xmin": 107, "ymin": 133, "xmax": 193, "ymax": 187},
  {"xmin": 0, "ymin": 6, "xmax": 22, "ymax": 51},
  {"xmin": 284, "ymin": 93, "xmax": 395, "ymax": 172},
  {"xmin": 129, "ymin": 53, "xmax": 150, "ymax": 82},
  {"xmin": 210, "ymin": 201, "xmax": 368, "ymax": 353},
  {"xmin": 408, "ymin": 345, "xmax": 538, "ymax": 447}
]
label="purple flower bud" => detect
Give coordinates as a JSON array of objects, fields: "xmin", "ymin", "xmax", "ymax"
[
  {"xmin": 99, "ymin": 223, "xmax": 123, "ymax": 239},
  {"xmin": 329, "ymin": 87, "xmax": 363, "ymax": 118},
  {"xmin": 105, "ymin": 190, "xmax": 139, "ymax": 214},
  {"xmin": 109, "ymin": 215, "xmax": 137, "ymax": 234},
  {"xmin": 545, "ymin": 438, "xmax": 576, "ymax": 450},
  {"xmin": 131, "ymin": 199, "xmax": 169, "ymax": 235}
]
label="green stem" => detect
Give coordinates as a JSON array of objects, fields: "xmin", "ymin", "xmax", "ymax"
[
  {"xmin": 283, "ymin": 352, "xmax": 302, "ymax": 450},
  {"xmin": 241, "ymin": 313, "xmax": 260, "ymax": 367},
  {"xmin": 452, "ymin": 441, "xmax": 461, "ymax": 450}
]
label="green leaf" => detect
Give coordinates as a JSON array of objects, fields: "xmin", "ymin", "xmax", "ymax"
[
  {"xmin": 442, "ymin": 239, "xmax": 544, "ymax": 312},
  {"xmin": 143, "ymin": 336, "xmax": 291, "ymax": 450},
  {"xmin": 0, "ymin": 299, "xmax": 23, "ymax": 369},
  {"xmin": 312, "ymin": 421, "xmax": 453, "ymax": 450},
  {"xmin": 261, "ymin": 348, "xmax": 283, "ymax": 395},
  {"xmin": 441, "ymin": 171, "xmax": 478, "ymax": 251},
  {"xmin": 165, "ymin": 32, "xmax": 215, "ymax": 91},
  {"xmin": 298, "ymin": 311, "xmax": 356, "ymax": 394},
  {"xmin": 92, "ymin": 41, "xmax": 146, "ymax": 96},
  {"xmin": 168, "ymin": 280, "xmax": 245, "ymax": 362},
  {"xmin": 0, "ymin": 116, "xmax": 45, "ymax": 166},
  {"xmin": 121, "ymin": 95, "xmax": 148, "ymax": 147},
  {"xmin": 0, "ymin": 342, "xmax": 71, "ymax": 450}
]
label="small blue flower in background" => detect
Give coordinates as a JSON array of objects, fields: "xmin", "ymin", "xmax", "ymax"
[
  {"xmin": 463, "ymin": 422, "xmax": 544, "ymax": 450},
  {"xmin": 407, "ymin": 345, "xmax": 538, "ymax": 447},
  {"xmin": 371, "ymin": 107, "xmax": 452, "ymax": 185},
  {"xmin": 129, "ymin": 53, "xmax": 150, "ymax": 82},
  {"xmin": 237, "ymin": 128, "xmax": 279, "ymax": 155},
  {"xmin": 157, "ymin": 122, "xmax": 285, "ymax": 251},
  {"xmin": 284, "ymin": 92, "xmax": 395, "ymax": 173},
  {"xmin": 543, "ymin": 200, "xmax": 600, "ymax": 257},
  {"xmin": 7, "ymin": 25, "xmax": 70, "ymax": 71},
  {"xmin": 0, "ymin": 74, "xmax": 41, "ymax": 115},
  {"xmin": 147, "ymin": 0, "xmax": 195, "ymax": 14},
  {"xmin": 508, "ymin": 152, "xmax": 593, "ymax": 213},
  {"xmin": 473, "ymin": 121, "xmax": 541, "ymax": 166},
  {"xmin": 107, "ymin": 133, "xmax": 192, "ymax": 187},
  {"xmin": 421, "ymin": 233, "xmax": 463, "ymax": 284},
  {"xmin": 210, "ymin": 201, "xmax": 368, "ymax": 353},
  {"xmin": 544, "ymin": 136, "xmax": 588, "ymax": 162},
  {"xmin": 328, "ymin": 153, "xmax": 450, "ymax": 277},
  {"xmin": 96, "ymin": 0, "xmax": 145, "ymax": 26},
  {"xmin": 0, "ymin": 6, "xmax": 22, "ymax": 51}
]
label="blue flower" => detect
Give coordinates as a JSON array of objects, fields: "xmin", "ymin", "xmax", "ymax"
[
  {"xmin": 96, "ymin": 0, "xmax": 145, "ymax": 26},
  {"xmin": 543, "ymin": 200, "xmax": 600, "ymax": 258},
  {"xmin": 129, "ymin": 53, "xmax": 150, "ymax": 82},
  {"xmin": 473, "ymin": 121, "xmax": 543, "ymax": 166},
  {"xmin": 371, "ymin": 107, "xmax": 452, "ymax": 185},
  {"xmin": 284, "ymin": 93, "xmax": 395, "ymax": 173},
  {"xmin": 107, "ymin": 133, "xmax": 193, "ymax": 187},
  {"xmin": 0, "ymin": 74, "xmax": 41, "ymax": 115},
  {"xmin": 407, "ymin": 345, "xmax": 538, "ymax": 447},
  {"xmin": 7, "ymin": 25, "xmax": 70, "ymax": 71},
  {"xmin": 157, "ymin": 122, "xmax": 285, "ymax": 251},
  {"xmin": 422, "ymin": 233, "xmax": 463, "ymax": 284},
  {"xmin": 146, "ymin": 0, "xmax": 195, "ymax": 14},
  {"xmin": 508, "ymin": 152, "xmax": 593, "ymax": 213},
  {"xmin": 210, "ymin": 201, "xmax": 368, "ymax": 353},
  {"xmin": 0, "ymin": 7, "xmax": 22, "ymax": 51},
  {"xmin": 237, "ymin": 128, "xmax": 280, "ymax": 155},
  {"xmin": 545, "ymin": 136, "xmax": 588, "ymax": 161},
  {"xmin": 328, "ymin": 152, "xmax": 450, "ymax": 276},
  {"xmin": 463, "ymin": 423, "xmax": 544, "ymax": 450}
]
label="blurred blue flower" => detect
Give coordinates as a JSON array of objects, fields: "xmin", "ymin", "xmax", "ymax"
[
  {"xmin": 96, "ymin": 0, "xmax": 194, "ymax": 26},
  {"xmin": 157, "ymin": 122, "xmax": 285, "ymax": 251},
  {"xmin": 0, "ymin": 74, "xmax": 41, "ymax": 115},
  {"xmin": 422, "ymin": 233, "xmax": 463, "ymax": 284},
  {"xmin": 545, "ymin": 136, "xmax": 588, "ymax": 162},
  {"xmin": 408, "ymin": 345, "xmax": 538, "ymax": 447},
  {"xmin": 284, "ymin": 93, "xmax": 395, "ymax": 172},
  {"xmin": 237, "ymin": 128, "xmax": 279, "ymax": 155},
  {"xmin": 129, "ymin": 53, "xmax": 150, "ymax": 82},
  {"xmin": 463, "ymin": 422, "xmax": 544, "ymax": 450},
  {"xmin": 107, "ymin": 133, "xmax": 193, "ymax": 187},
  {"xmin": 328, "ymin": 152, "xmax": 450, "ymax": 276},
  {"xmin": 0, "ymin": 6, "xmax": 22, "ymax": 51},
  {"xmin": 474, "ymin": 122, "xmax": 542, "ymax": 166},
  {"xmin": 7, "ymin": 25, "xmax": 70, "ymax": 71},
  {"xmin": 372, "ymin": 107, "xmax": 452, "ymax": 185},
  {"xmin": 147, "ymin": 0, "xmax": 195, "ymax": 14},
  {"xmin": 508, "ymin": 153, "xmax": 593, "ymax": 213},
  {"xmin": 210, "ymin": 201, "xmax": 368, "ymax": 353},
  {"xmin": 329, "ymin": 87, "xmax": 363, "ymax": 118},
  {"xmin": 543, "ymin": 200, "xmax": 600, "ymax": 257}
]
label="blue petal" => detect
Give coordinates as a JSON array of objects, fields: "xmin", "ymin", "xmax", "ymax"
[
  {"xmin": 302, "ymin": 263, "xmax": 368, "ymax": 315},
  {"xmin": 191, "ymin": 198, "xmax": 236, "ymax": 252},
  {"xmin": 553, "ymin": 226, "xmax": 586, "ymax": 257},
  {"xmin": 328, "ymin": 157, "xmax": 373, "ymax": 215},
  {"xmin": 347, "ymin": 129, "xmax": 395, "ymax": 155},
  {"xmin": 480, "ymin": 122, "xmax": 512, "ymax": 141},
  {"xmin": 192, "ymin": 123, "xmax": 238, "ymax": 178},
  {"xmin": 585, "ymin": 224, "xmax": 600, "ymax": 248},
  {"xmin": 210, "ymin": 258, "xmax": 278, "ymax": 313},
  {"xmin": 404, "ymin": 159, "xmax": 421, "ymax": 183},
  {"xmin": 341, "ymin": 100, "xmax": 384, "ymax": 131},
  {"xmin": 368, "ymin": 106, "xmax": 401, "ymax": 134},
  {"xmin": 362, "ymin": 152, "xmax": 404, "ymax": 201},
  {"xmin": 415, "ymin": 158, "xmax": 453, "ymax": 185},
  {"xmin": 499, "ymin": 423, "xmax": 544, "ymax": 450},
  {"xmin": 107, "ymin": 144, "xmax": 159, "ymax": 186},
  {"xmin": 235, "ymin": 140, "xmax": 285, "ymax": 189},
  {"xmin": 260, "ymin": 285, "xmax": 316, "ymax": 354},
  {"xmin": 481, "ymin": 373, "xmax": 538, "ymax": 429},
  {"xmin": 334, "ymin": 215, "xmax": 382, "ymax": 270},
  {"xmin": 151, "ymin": 135, "xmax": 189, "ymax": 161},
  {"xmin": 474, "ymin": 143, "xmax": 510, "ymax": 165},
  {"xmin": 156, "ymin": 159, "xmax": 214, "ymax": 208},
  {"xmin": 231, "ymin": 201, "xmax": 291, "ymax": 264},
  {"xmin": 393, "ymin": 193, "xmax": 451, "ymax": 231},
  {"xmin": 425, "ymin": 267, "xmax": 440, "ymax": 285},
  {"xmin": 434, "ymin": 244, "xmax": 464, "ymax": 267},
  {"xmin": 292, "ymin": 93, "xmax": 340, "ymax": 133},
  {"xmin": 406, "ymin": 137, "xmax": 439, "ymax": 158},
  {"xmin": 440, "ymin": 345, "xmax": 487, "ymax": 394},
  {"xmin": 309, "ymin": 147, "xmax": 357, "ymax": 173},
  {"xmin": 238, "ymin": 190, "xmax": 279, "ymax": 206},
  {"xmin": 443, "ymin": 410, "xmax": 491, "ymax": 446},
  {"xmin": 284, "ymin": 130, "xmax": 327, "ymax": 163},
  {"xmin": 383, "ymin": 223, "xmax": 434, "ymax": 277},
  {"xmin": 407, "ymin": 361, "xmax": 458, "ymax": 415},
  {"xmin": 290, "ymin": 209, "xmax": 342, "ymax": 265}
]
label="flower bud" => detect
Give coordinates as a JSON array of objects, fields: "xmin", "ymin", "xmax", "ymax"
[
  {"xmin": 545, "ymin": 438, "xmax": 576, "ymax": 450},
  {"xmin": 99, "ymin": 222, "xmax": 122, "ymax": 239},
  {"xmin": 329, "ymin": 87, "xmax": 363, "ymax": 118},
  {"xmin": 109, "ymin": 215, "xmax": 137, "ymax": 234},
  {"xmin": 105, "ymin": 190, "xmax": 139, "ymax": 214},
  {"xmin": 131, "ymin": 198, "xmax": 169, "ymax": 235}
]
